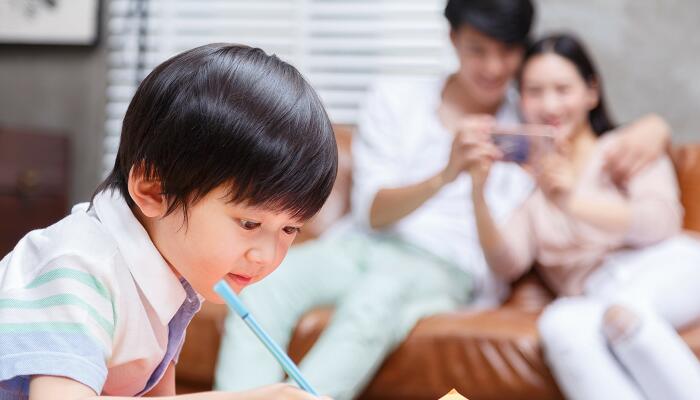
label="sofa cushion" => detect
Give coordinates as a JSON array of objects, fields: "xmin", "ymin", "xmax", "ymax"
[{"xmin": 176, "ymin": 143, "xmax": 700, "ymax": 399}]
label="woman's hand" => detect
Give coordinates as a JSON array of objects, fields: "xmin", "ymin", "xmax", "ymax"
[
  {"xmin": 442, "ymin": 115, "xmax": 501, "ymax": 191},
  {"xmin": 536, "ymin": 152, "xmax": 576, "ymax": 208}
]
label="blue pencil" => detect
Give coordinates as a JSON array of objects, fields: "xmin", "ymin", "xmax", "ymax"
[{"xmin": 213, "ymin": 280, "xmax": 319, "ymax": 396}]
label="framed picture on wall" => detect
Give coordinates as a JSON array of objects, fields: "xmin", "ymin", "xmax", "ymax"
[{"xmin": 0, "ymin": 0, "xmax": 101, "ymax": 46}]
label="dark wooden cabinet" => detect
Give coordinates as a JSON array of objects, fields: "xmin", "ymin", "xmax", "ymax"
[{"xmin": 0, "ymin": 128, "xmax": 70, "ymax": 257}]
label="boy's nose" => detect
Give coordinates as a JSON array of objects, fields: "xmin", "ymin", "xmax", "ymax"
[{"xmin": 246, "ymin": 238, "xmax": 278, "ymax": 266}]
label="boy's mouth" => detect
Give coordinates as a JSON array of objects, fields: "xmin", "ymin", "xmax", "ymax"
[{"xmin": 227, "ymin": 272, "xmax": 253, "ymax": 287}]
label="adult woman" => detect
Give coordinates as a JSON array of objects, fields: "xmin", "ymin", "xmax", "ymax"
[{"xmin": 469, "ymin": 33, "xmax": 700, "ymax": 399}]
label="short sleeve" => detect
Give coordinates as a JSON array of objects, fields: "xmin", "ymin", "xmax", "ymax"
[{"xmin": 0, "ymin": 255, "xmax": 116, "ymax": 396}]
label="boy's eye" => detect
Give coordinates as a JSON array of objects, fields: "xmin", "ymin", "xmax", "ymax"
[
  {"xmin": 238, "ymin": 219, "xmax": 261, "ymax": 230},
  {"xmin": 283, "ymin": 226, "xmax": 301, "ymax": 235}
]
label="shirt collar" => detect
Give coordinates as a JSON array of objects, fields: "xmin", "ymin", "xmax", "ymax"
[
  {"xmin": 91, "ymin": 189, "xmax": 186, "ymax": 326},
  {"xmin": 432, "ymin": 74, "xmax": 522, "ymax": 123}
]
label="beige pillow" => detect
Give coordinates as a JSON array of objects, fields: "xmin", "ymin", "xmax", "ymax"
[{"xmin": 438, "ymin": 389, "xmax": 468, "ymax": 399}]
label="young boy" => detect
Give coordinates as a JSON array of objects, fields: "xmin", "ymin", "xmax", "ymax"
[{"xmin": 0, "ymin": 43, "xmax": 337, "ymax": 399}]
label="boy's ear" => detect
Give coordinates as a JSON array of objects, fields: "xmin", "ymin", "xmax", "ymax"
[
  {"xmin": 127, "ymin": 164, "xmax": 167, "ymax": 218},
  {"xmin": 449, "ymin": 28, "xmax": 457, "ymax": 48}
]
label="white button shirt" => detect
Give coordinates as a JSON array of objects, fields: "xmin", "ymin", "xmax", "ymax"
[{"xmin": 351, "ymin": 77, "xmax": 534, "ymax": 306}]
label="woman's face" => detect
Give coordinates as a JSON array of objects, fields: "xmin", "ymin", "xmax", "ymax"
[
  {"xmin": 520, "ymin": 53, "xmax": 599, "ymax": 139},
  {"xmin": 451, "ymin": 26, "xmax": 524, "ymax": 108}
]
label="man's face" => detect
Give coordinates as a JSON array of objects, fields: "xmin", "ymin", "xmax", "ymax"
[{"xmin": 450, "ymin": 26, "xmax": 525, "ymax": 107}]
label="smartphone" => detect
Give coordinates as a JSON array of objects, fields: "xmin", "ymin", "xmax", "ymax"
[{"xmin": 491, "ymin": 125, "xmax": 555, "ymax": 165}]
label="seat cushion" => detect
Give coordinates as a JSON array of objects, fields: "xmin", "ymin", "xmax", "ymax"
[{"xmin": 176, "ymin": 143, "xmax": 700, "ymax": 399}]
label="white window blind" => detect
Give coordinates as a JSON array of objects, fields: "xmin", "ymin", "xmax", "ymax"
[{"xmin": 104, "ymin": 0, "xmax": 453, "ymax": 174}]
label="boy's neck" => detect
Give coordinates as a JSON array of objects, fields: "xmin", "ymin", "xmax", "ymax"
[{"xmin": 130, "ymin": 205, "xmax": 183, "ymax": 279}]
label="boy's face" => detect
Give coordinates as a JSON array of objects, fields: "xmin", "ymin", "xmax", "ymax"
[
  {"xmin": 143, "ymin": 185, "xmax": 303, "ymax": 303},
  {"xmin": 450, "ymin": 26, "xmax": 525, "ymax": 108}
]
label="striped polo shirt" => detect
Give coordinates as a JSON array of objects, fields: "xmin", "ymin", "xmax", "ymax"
[{"xmin": 0, "ymin": 189, "xmax": 203, "ymax": 398}]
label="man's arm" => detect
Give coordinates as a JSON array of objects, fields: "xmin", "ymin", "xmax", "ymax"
[
  {"xmin": 368, "ymin": 116, "xmax": 496, "ymax": 229},
  {"xmin": 369, "ymin": 171, "xmax": 445, "ymax": 229},
  {"xmin": 604, "ymin": 113, "xmax": 671, "ymax": 183}
]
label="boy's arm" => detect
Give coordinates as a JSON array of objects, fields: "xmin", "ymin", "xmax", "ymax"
[
  {"xmin": 29, "ymin": 375, "xmax": 329, "ymax": 400},
  {"xmin": 143, "ymin": 362, "xmax": 176, "ymax": 396}
]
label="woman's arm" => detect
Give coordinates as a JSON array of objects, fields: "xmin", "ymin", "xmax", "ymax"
[
  {"xmin": 557, "ymin": 156, "xmax": 682, "ymax": 244},
  {"xmin": 564, "ymin": 195, "xmax": 632, "ymax": 234},
  {"xmin": 472, "ymin": 186, "xmax": 535, "ymax": 282},
  {"xmin": 466, "ymin": 133, "xmax": 536, "ymax": 282},
  {"xmin": 538, "ymin": 151, "xmax": 633, "ymax": 235}
]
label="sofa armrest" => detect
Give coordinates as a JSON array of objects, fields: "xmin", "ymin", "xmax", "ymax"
[{"xmin": 672, "ymin": 144, "xmax": 700, "ymax": 232}]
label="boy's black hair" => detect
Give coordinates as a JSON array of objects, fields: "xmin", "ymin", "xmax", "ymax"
[
  {"xmin": 520, "ymin": 33, "xmax": 616, "ymax": 136},
  {"xmin": 444, "ymin": 0, "xmax": 535, "ymax": 45},
  {"xmin": 95, "ymin": 43, "xmax": 337, "ymax": 221}
]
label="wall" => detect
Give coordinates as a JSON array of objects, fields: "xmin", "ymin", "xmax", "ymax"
[
  {"xmin": 0, "ymin": 0, "xmax": 698, "ymax": 204},
  {"xmin": 0, "ymin": 5, "xmax": 107, "ymax": 204},
  {"xmin": 536, "ymin": 0, "xmax": 700, "ymax": 142}
]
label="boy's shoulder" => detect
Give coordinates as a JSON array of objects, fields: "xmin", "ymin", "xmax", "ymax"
[{"xmin": 0, "ymin": 204, "xmax": 121, "ymax": 290}]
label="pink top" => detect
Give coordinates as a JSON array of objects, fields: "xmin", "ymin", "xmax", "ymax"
[{"xmin": 500, "ymin": 134, "xmax": 684, "ymax": 296}]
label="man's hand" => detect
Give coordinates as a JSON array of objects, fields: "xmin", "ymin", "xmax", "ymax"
[
  {"xmin": 603, "ymin": 114, "xmax": 671, "ymax": 185},
  {"xmin": 442, "ymin": 115, "xmax": 501, "ymax": 189}
]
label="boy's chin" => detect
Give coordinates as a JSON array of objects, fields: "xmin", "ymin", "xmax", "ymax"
[
  {"xmin": 204, "ymin": 285, "xmax": 244, "ymax": 304},
  {"xmin": 206, "ymin": 294, "xmax": 225, "ymax": 304}
]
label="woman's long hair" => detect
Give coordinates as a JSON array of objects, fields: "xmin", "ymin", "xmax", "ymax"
[{"xmin": 519, "ymin": 33, "xmax": 616, "ymax": 135}]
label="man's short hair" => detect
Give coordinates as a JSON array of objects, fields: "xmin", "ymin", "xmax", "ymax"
[{"xmin": 444, "ymin": 0, "xmax": 535, "ymax": 45}]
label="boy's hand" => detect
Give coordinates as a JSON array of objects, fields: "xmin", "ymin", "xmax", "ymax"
[
  {"xmin": 29, "ymin": 375, "xmax": 332, "ymax": 400},
  {"xmin": 237, "ymin": 383, "xmax": 332, "ymax": 400}
]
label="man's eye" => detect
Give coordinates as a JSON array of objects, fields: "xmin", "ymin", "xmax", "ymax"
[
  {"xmin": 238, "ymin": 219, "xmax": 261, "ymax": 230},
  {"xmin": 467, "ymin": 45, "xmax": 485, "ymax": 55},
  {"xmin": 283, "ymin": 226, "xmax": 301, "ymax": 235}
]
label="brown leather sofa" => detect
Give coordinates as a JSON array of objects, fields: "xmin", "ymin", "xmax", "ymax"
[{"xmin": 176, "ymin": 126, "xmax": 700, "ymax": 400}]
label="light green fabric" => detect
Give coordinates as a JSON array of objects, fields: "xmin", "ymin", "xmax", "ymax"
[{"xmin": 214, "ymin": 232, "xmax": 472, "ymax": 399}]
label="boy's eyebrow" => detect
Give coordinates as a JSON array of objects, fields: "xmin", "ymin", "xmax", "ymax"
[{"xmin": 223, "ymin": 201, "xmax": 307, "ymax": 224}]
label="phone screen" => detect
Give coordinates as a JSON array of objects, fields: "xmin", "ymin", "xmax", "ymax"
[{"xmin": 491, "ymin": 125, "xmax": 555, "ymax": 165}]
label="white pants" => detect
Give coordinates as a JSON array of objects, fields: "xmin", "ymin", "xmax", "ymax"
[{"xmin": 538, "ymin": 235, "xmax": 700, "ymax": 400}]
